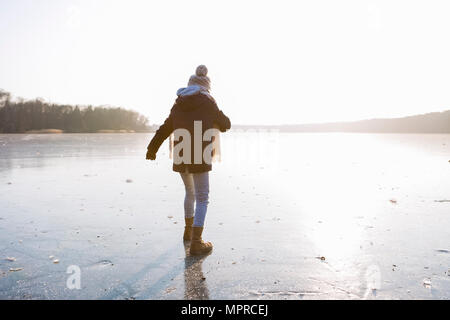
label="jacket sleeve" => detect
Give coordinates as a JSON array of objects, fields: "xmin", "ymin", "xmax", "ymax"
[
  {"xmin": 212, "ymin": 101, "xmax": 231, "ymax": 132},
  {"xmin": 147, "ymin": 110, "xmax": 174, "ymax": 155}
]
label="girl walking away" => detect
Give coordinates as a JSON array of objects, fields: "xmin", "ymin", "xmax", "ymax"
[{"xmin": 146, "ymin": 65, "xmax": 231, "ymax": 255}]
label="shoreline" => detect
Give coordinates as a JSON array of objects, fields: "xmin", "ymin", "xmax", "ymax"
[
  {"xmin": 1, "ymin": 131, "xmax": 449, "ymax": 135},
  {"xmin": 18, "ymin": 129, "xmax": 152, "ymax": 134}
]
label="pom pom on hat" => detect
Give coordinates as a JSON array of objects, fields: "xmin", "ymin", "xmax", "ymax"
[{"xmin": 196, "ymin": 65, "xmax": 208, "ymax": 77}]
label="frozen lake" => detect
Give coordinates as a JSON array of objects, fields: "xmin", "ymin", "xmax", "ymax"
[{"xmin": 0, "ymin": 132, "xmax": 449, "ymax": 299}]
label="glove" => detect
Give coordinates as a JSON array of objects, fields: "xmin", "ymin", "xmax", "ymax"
[{"xmin": 146, "ymin": 150, "xmax": 156, "ymax": 160}]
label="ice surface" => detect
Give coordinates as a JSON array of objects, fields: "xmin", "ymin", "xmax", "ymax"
[{"xmin": 0, "ymin": 132, "xmax": 449, "ymax": 299}]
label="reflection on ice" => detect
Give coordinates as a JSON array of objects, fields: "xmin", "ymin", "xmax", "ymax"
[{"xmin": 183, "ymin": 243, "xmax": 210, "ymax": 300}]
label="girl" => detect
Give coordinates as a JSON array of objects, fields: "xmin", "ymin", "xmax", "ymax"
[{"xmin": 146, "ymin": 65, "xmax": 231, "ymax": 255}]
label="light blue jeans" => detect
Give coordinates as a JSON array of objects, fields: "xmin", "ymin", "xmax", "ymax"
[{"xmin": 179, "ymin": 171, "xmax": 210, "ymax": 227}]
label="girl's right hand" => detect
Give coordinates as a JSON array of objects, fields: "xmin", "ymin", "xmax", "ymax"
[{"xmin": 146, "ymin": 150, "xmax": 156, "ymax": 160}]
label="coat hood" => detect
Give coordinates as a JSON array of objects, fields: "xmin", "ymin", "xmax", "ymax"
[
  {"xmin": 175, "ymin": 85, "xmax": 215, "ymax": 111},
  {"xmin": 177, "ymin": 85, "xmax": 208, "ymax": 97}
]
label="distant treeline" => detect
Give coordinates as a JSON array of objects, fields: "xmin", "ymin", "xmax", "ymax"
[
  {"xmin": 233, "ymin": 110, "xmax": 450, "ymax": 133},
  {"xmin": 0, "ymin": 89, "xmax": 149, "ymax": 133}
]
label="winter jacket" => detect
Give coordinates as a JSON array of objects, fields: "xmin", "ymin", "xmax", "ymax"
[{"xmin": 147, "ymin": 86, "xmax": 231, "ymax": 173}]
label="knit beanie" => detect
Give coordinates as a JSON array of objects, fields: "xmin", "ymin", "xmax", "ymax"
[{"xmin": 188, "ymin": 65, "xmax": 211, "ymax": 91}]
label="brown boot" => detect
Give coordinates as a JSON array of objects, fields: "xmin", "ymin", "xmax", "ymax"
[
  {"xmin": 190, "ymin": 227, "xmax": 213, "ymax": 255},
  {"xmin": 183, "ymin": 217, "xmax": 194, "ymax": 241}
]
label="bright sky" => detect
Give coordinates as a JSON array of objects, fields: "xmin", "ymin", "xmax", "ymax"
[{"xmin": 1, "ymin": 0, "xmax": 450, "ymax": 125}]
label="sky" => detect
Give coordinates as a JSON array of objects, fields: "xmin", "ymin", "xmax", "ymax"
[{"xmin": 1, "ymin": 0, "xmax": 450, "ymax": 125}]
